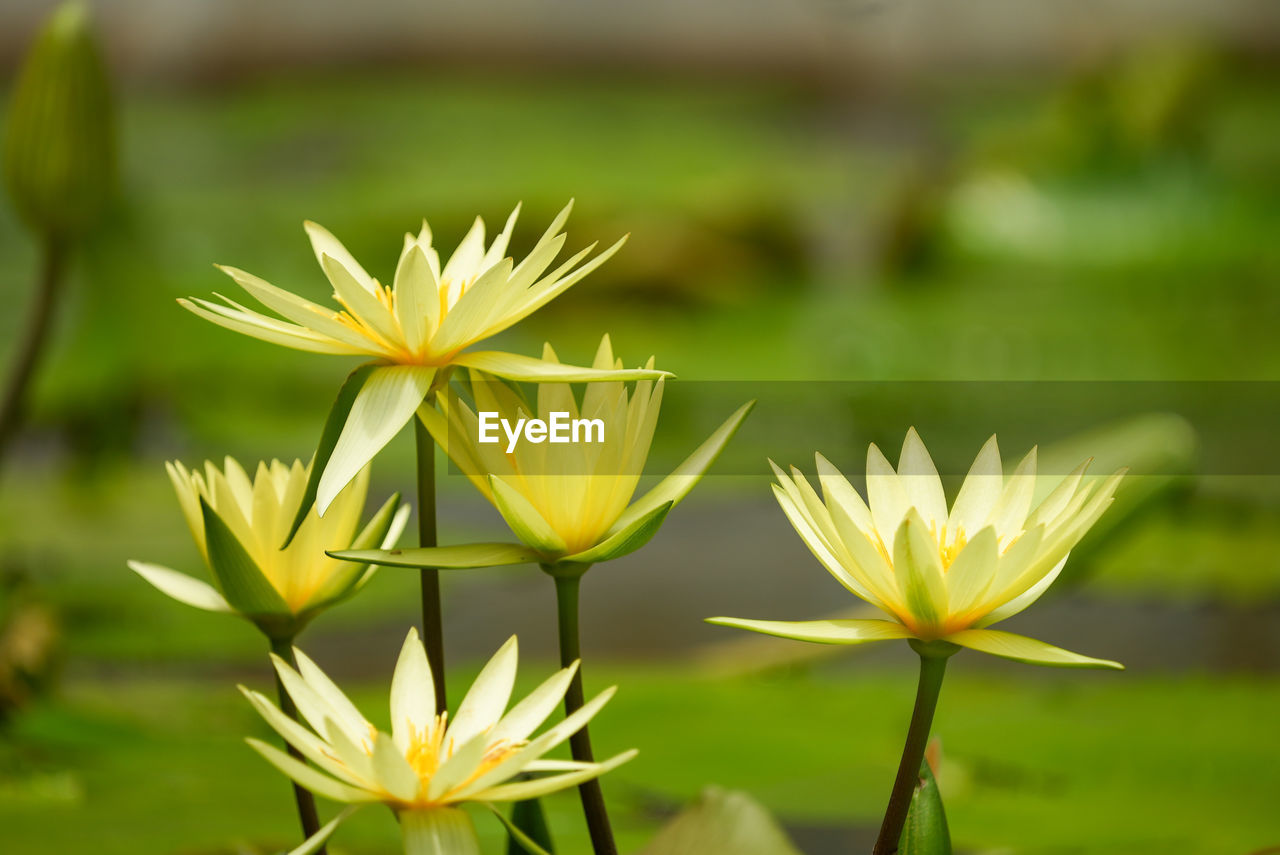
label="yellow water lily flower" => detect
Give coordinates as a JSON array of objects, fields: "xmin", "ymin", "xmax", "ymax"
[
  {"xmin": 241, "ymin": 628, "xmax": 635, "ymax": 855},
  {"xmin": 128, "ymin": 457, "xmax": 408, "ymax": 641},
  {"xmin": 336, "ymin": 335, "xmax": 753, "ymax": 573},
  {"xmin": 180, "ymin": 202, "xmax": 666, "ymax": 513},
  {"xmin": 709, "ymin": 429, "xmax": 1126, "ymax": 668}
]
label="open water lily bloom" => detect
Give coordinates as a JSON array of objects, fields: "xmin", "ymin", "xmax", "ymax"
[
  {"xmin": 127, "ymin": 458, "xmax": 408, "ymax": 641},
  {"xmin": 180, "ymin": 202, "xmax": 668, "ymax": 513},
  {"xmin": 241, "ymin": 629, "xmax": 635, "ymax": 855},
  {"xmin": 709, "ymin": 429, "xmax": 1126, "ymax": 669},
  {"xmin": 334, "ymin": 335, "xmax": 753, "ymax": 573}
]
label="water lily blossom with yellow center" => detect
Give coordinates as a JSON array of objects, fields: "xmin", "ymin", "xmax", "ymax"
[
  {"xmin": 240, "ymin": 629, "xmax": 635, "ymax": 855},
  {"xmin": 335, "ymin": 335, "xmax": 753, "ymax": 574},
  {"xmin": 128, "ymin": 458, "xmax": 408, "ymax": 641},
  {"xmin": 180, "ymin": 202, "xmax": 667, "ymax": 515},
  {"xmin": 709, "ymin": 429, "xmax": 1126, "ymax": 669}
]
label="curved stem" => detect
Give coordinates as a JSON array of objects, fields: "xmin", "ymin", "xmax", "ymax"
[
  {"xmin": 269, "ymin": 638, "xmax": 327, "ymax": 854},
  {"xmin": 872, "ymin": 652, "xmax": 950, "ymax": 855},
  {"xmin": 0, "ymin": 237, "xmax": 68, "ymax": 480},
  {"xmin": 552, "ymin": 573, "xmax": 616, "ymax": 855},
  {"xmin": 414, "ymin": 415, "xmax": 446, "ymax": 714}
]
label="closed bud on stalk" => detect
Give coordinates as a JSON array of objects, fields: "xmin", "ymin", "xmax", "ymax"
[{"xmin": 3, "ymin": 1, "xmax": 116, "ymax": 239}]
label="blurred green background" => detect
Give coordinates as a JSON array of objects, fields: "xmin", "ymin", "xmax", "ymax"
[{"xmin": 1, "ymin": 1, "xmax": 1278, "ymax": 854}]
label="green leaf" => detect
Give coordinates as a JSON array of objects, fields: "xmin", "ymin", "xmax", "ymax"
[
  {"xmin": 199, "ymin": 498, "xmax": 289, "ymax": 618},
  {"xmin": 704, "ymin": 616, "xmax": 914, "ymax": 645},
  {"xmin": 611, "ymin": 400, "xmax": 754, "ymax": 532},
  {"xmin": 562, "ymin": 501, "xmax": 672, "ymax": 564},
  {"xmin": 638, "ymin": 787, "xmax": 803, "ymax": 855},
  {"xmin": 283, "ymin": 362, "xmax": 379, "ymax": 547},
  {"xmin": 330, "ymin": 542, "xmax": 541, "ymax": 569},
  {"xmin": 900, "ymin": 759, "xmax": 951, "ymax": 855}
]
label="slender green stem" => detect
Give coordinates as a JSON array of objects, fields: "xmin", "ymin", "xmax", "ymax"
[
  {"xmin": 269, "ymin": 638, "xmax": 327, "ymax": 855},
  {"xmin": 0, "ymin": 237, "xmax": 68, "ymax": 481},
  {"xmin": 414, "ymin": 415, "xmax": 446, "ymax": 714},
  {"xmin": 872, "ymin": 651, "xmax": 950, "ymax": 855},
  {"xmin": 552, "ymin": 572, "xmax": 616, "ymax": 855}
]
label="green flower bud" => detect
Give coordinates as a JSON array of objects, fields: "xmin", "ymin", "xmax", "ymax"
[{"xmin": 3, "ymin": 2, "xmax": 116, "ymax": 239}]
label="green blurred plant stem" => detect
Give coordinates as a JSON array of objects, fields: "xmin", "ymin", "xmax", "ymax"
[
  {"xmin": 552, "ymin": 570, "xmax": 617, "ymax": 855},
  {"xmin": 269, "ymin": 637, "xmax": 327, "ymax": 855},
  {"xmin": 872, "ymin": 648, "xmax": 951, "ymax": 855},
  {"xmin": 415, "ymin": 414, "xmax": 447, "ymax": 714},
  {"xmin": 0, "ymin": 236, "xmax": 67, "ymax": 479}
]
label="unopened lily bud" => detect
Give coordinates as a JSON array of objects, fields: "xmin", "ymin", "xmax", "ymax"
[
  {"xmin": 3, "ymin": 2, "xmax": 116, "ymax": 239},
  {"xmin": 900, "ymin": 750, "xmax": 951, "ymax": 855}
]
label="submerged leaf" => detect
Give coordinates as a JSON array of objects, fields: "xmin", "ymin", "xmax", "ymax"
[{"xmin": 639, "ymin": 787, "xmax": 803, "ymax": 855}]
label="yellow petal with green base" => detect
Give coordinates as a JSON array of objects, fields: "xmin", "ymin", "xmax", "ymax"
[
  {"xmin": 246, "ymin": 738, "xmax": 377, "ymax": 803},
  {"xmin": 705, "ymin": 617, "xmax": 915, "ymax": 645},
  {"xmin": 610, "ymin": 400, "xmax": 754, "ymax": 532},
  {"xmin": 947, "ymin": 628, "xmax": 1123, "ymax": 669},
  {"xmin": 452, "ymin": 350, "xmax": 670, "ymax": 383},
  {"xmin": 126, "ymin": 561, "xmax": 231, "ymax": 613},
  {"xmin": 317, "ymin": 364, "xmax": 436, "ymax": 515}
]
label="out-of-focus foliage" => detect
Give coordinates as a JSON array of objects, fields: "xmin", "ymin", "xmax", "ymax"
[
  {"xmin": 0, "ymin": 572, "xmax": 59, "ymax": 724},
  {"xmin": 638, "ymin": 786, "xmax": 803, "ymax": 855}
]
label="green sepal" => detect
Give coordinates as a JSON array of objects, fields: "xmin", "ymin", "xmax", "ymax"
[
  {"xmin": 610, "ymin": 399, "xmax": 754, "ymax": 532},
  {"xmin": 330, "ymin": 542, "xmax": 541, "ymax": 570},
  {"xmin": 488, "ymin": 476, "xmax": 569, "ymax": 555},
  {"xmin": 562, "ymin": 501, "xmax": 673, "ymax": 565},
  {"xmin": 899, "ymin": 758, "xmax": 951, "ymax": 855},
  {"xmin": 283, "ymin": 362, "xmax": 378, "ymax": 547},
  {"xmin": 504, "ymin": 797, "xmax": 556, "ymax": 855},
  {"xmin": 199, "ymin": 497, "xmax": 290, "ymax": 631},
  {"xmin": 486, "ymin": 803, "xmax": 554, "ymax": 855}
]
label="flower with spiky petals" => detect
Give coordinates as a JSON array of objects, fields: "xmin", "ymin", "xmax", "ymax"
[
  {"xmin": 709, "ymin": 429, "xmax": 1126, "ymax": 669},
  {"xmin": 128, "ymin": 457, "xmax": 407, "ymax": 641},
  {"xmin": 240, "ymin": 629, "xmax": 635, "ymax": 855},
  {"xmin": 180, "ymin": 202, "xmax": 667, "ymax": 515},
  {"xmin": 333, "ymin": 335, "xmax": 752, "ymax": 576}
]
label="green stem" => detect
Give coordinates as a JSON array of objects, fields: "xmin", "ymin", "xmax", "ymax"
[
  {"xmin": 552, "ymin": 572, "xmax": 616, "ymax": 855},
  {"xmin": 0, "ymin": 236, "xmax": 68, "ymax": 480},
  {"xmin": 269, "ymin": 638, "xmax": 327, "ymax": 855},
  {"xmin": 872, "ymin": 650, "xmax": 951, "ymax": 855},
  {"xmin": 414, "ymin": 415, "xmax": 446, "ymax": 714}
]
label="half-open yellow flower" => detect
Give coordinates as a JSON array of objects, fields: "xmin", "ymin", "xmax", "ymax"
[
  {"xmin": 335, "ymin": 335, "xmax": 753, "ymax": 573},
  {"xmin": 128, "ymin": 457, "xmax": 408, "ymax": 641},
  {"xmin": 180, "ymin": 203, "xmax": 667, "ymax": 514},
  {"xmin": 709, "ymin": 429, "xmax": 1126, "ymax": 669},
  {"xmin": 240, "ymin": 629, "xmax": 635, "ymax": 855}
]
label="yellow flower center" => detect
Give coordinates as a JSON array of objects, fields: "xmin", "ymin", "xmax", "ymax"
[
  {"xmin": 329, "ymin": 276, "xmax": 477, "ymax": 365},
  {"xmin": 400, "ymin": 713, "xmax": 527, "ymax": 804}
]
